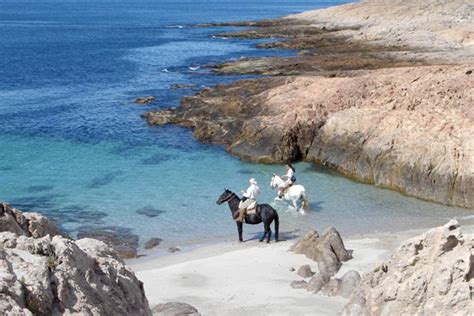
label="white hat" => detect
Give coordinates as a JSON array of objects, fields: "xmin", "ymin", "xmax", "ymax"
[{"xmin": 249, "ymin": 178, "xmax": 257, "ymax": 185}]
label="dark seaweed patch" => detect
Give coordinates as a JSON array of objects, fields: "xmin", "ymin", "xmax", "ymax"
[
  {"xmin": 136, "ymin": 206, "xmax": 165, "ymax": 218},
  {"xmin": 87, "ymin": 171, "xmax": 123, "ymax": 189},
  {"xmin": 141, "ymin": 153, "xmax": 173, "ymax": 165},
  {"xmin": 9, "ymin": 194, "xmax": 61, "ymax": 211},
  {"xmin": 26, "ymin": 185, "xmax": 55, "ymax": 193}
]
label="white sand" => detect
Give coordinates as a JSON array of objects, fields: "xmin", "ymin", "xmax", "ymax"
[{"xmin": 130, "ymin": 236, "xmax": 391, "ymax": 316}]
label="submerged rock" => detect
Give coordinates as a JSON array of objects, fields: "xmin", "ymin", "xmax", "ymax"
[
  {"xmin": 341, "ymin": 220, "xmax": 473, "ymax": 316},
  {"xmin": 145, "ymin": 237, "xmax": 163, "ymax": 249},
  {"xmin": 152, "ymin": 302, "xmax": 200, "ymax": 316},
  {"xmin": 77, "ymin": 225, "xmax": 139, "ymax": 259},
  {"xmin": 290, "ymin": 227, "xmax": 352, "ymax": 278}
]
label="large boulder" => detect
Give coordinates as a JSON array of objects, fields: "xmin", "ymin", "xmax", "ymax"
[
  {"xmin": 340, "ymin": 220, "xmax": 473, "ymax": 316},
  {"xmin": 290, "ymin": 227, "xmax": 352, "ymax": 278},
  {"xmin": 0, "ymin": 232, "xmax": 152, "ymax": 315},
  {"xmin": 0, "ymin": 202, "xmax": 65, "ymax": 238}
]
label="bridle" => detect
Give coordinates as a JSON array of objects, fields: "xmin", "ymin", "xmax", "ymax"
[{"xmin": 220, "ymin": 191, "xmax": 237, "ymax": 203}]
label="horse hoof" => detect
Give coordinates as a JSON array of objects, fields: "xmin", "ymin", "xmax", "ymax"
[
  {"xmin": 259, "ymin": 239, "xmax": 264, "ymax": 242},
  {"xmin": 266, "ymin": 241, "xmax": 270, "ymax": 244}
]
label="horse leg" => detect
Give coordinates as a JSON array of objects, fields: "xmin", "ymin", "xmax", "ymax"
[
  {"xmin": 259, "ymin": 229, "xmax": 267, "ymax": 242},
  {"xmin": 236, "ymin": 222, "xmax": 243, "ymax": 242},
  {"xmin": 263, "ymin": 223, "xmax": 271, "ymax": 243}
]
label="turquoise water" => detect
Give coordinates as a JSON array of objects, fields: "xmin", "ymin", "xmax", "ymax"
[{"xmin": 1, "ymin": 0, "xmax": 472, "ymax": 248}]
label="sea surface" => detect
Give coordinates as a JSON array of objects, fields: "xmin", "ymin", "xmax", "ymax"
[{"xmin": 1, "ymin": 0, "xmax": 473, "ymax": 250}]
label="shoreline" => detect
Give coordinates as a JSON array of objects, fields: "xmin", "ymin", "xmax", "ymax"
[
  {"xmin": 146, "ymin": 0, "xmax": 474, "ymax": 209},
  {"xmin": 130, "ymin": 222, "xmax": 474, "ymax": 315}
]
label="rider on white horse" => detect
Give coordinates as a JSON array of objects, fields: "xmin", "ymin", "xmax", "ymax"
[{"xmin": 278, "ymin": 164, "xmax": 296, "ymax": 198}]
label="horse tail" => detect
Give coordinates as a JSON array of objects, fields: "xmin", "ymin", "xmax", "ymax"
[
  {"xmin": 274, "ymin": 212, "xmax": 279, "ymax": 242},
  {"xmin": 302, "ymin": 191, "xmax": 310, "ymax": 211}
]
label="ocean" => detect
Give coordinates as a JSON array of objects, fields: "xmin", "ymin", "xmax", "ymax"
[{"xmin": 1, "ymin": 0, "xmax": 472, "ymax": 250}]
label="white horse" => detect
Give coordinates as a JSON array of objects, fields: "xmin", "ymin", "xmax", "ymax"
[{"xmin": 270, "ymin": 174, "xmax": 309, "ymax": 214}]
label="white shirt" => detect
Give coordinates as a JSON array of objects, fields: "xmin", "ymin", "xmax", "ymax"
[
  {"xmin": 286, "ymin": 168, "xmax": 295, "ymax": 179},
  {"xmin": 244, "ymin": 184, "xmax": 260, "ymax": 200}
]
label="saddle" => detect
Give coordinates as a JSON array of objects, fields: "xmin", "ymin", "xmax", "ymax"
[{"xmin": 238, "ymin": 200, "xmax": 257, "ymax": 215}]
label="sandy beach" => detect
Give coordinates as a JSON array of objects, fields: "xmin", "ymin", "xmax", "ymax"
[{"xmin": 130, "ymin": 229, "xmax": 417, "ymax": 315}]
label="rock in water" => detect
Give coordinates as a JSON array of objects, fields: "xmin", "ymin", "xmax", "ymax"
[
  {"xmin": 290, "ymin": 227, "xmax": 352, "ymax": 278},
  {"xmin": 0, "ymin": 202, "xmax": 65, "ymax": 238},
  {"xmin": 135, "ymin": 96, "xmax": 156, "ymax": 105},
  {"xmin": 341, "ymin": 220, "xmax": 473, "ymax": 316},
  {"xmin": 152, "ymin": 302, "xmax": 201, "ymax": 316},
  {"xmin": 145, "ymin": 237, "xmax": 163, "ymax": 249}
]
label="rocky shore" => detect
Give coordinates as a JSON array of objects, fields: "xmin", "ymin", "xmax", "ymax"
[
  {"xmin": 146, "ymin": 0, "xmax": 474, "ymax": 208},
  {"xmin": 0, "ymin": 203, "xmax": 152, "ymax": 315}
]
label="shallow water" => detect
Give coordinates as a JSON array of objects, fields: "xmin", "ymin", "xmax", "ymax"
[{"xmin": 1, "ymin": 0, "xmax": 472, "ymax": 248}]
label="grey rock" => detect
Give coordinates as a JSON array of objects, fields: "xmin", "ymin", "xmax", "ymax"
[
  {"xmin": 338, "ymin": 270, "xmax": 361, "ymax": 298},
  {"xmin": 290, "ymin": 280, "xmax": 308, "ymax": 290},
  {"xmin": 290, "ymin": 227, "xmax": 351, "ymax": 278},
  {"xmin": 0, "ymin": 202, "xmax": 65, "ymax": 238},
  {"xmin": 152, "ymin": 302, "xmax": 200, "ymax": 316},
  {"xmin": 306, "ymin": 274, "xmax": 328, "ymax": 293},
  {"xmin": 145, "ymin": 237, "xmax": 163, "ymax": 249},
  {"xmin": 77, "ymin": 225, "xmax": 139, "ymax": 259},
  {"xmin": 320, "ymin": 278, "xmax": 342, "ymax": 297},
  {"xmin": 168, "ymin": 246, "xmax": 181, "ymax": 253},
  {"xmin": 0, "ymin": 233, "xmax": 152, "ymax": 315},
  {"xmin": 341, "ymin": 220, "xmax": 473, "ymax": 316},
  {"xmin": 297, "ymin": 264, "xmax": 314, "ymax": 278}
]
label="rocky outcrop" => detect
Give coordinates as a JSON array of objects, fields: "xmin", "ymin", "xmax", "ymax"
[
  {"xmin": 152, "ymin": 302, "xmax": 201, "ymax": 316},
  {"xmin": 0, "ymin": 232, "xmax": 151, "ymax": 315},
  {"xmin": 135, "ymin": 96, "xmax": 156, "ymax": 105},
  {"xmin": 147, "ymin": 65, "xmax": 474, "ymax": 208},
  {"xmin": 146, "ymin": 0, "xmax": 474, "ymax": 209},
  {"xmin": 340, "ymin": 220, "xmax": 474, "ymax": 315},
  {"xmin": 0, "ymin": 204, "xmax": 152, "ymax": 315},
  {"xmin": 0, "ymin": 202, "xmax": 64, "ymax": 238},
  {"xmin": 290, "ymin": 227, "xmax": 352, "ymax": 278}
]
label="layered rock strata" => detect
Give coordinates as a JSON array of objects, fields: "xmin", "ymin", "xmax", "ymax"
[{"xmin": 340, "ymin": 220, "xmax": 474, "ymax": 315}]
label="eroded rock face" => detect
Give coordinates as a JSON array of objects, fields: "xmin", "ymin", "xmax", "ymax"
[
  {"xmin": 147, "ymin": 65, "xmax": 474, "ymax": 208},
  {"xmin": 340, "ymin": 220, "xmax": 474, "ymax": 316},
  {"xmin": 0, "ymin": 202, "xmax": 64, "ymax": 238},
  {"xmin": 0, "ymin": 232, "xmax": 152, "ymax": 316},
  {"xmin": 290, "ymin": 227, "xmax": 352, "ymax": 278}
]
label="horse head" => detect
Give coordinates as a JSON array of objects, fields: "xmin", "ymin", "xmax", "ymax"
[
  {"xmin": 216, "ymin": 189, "xmax": 233, "ymax": 205},
  {"xmin": 270, "ymin": 174, "xmax": 279, "ymax": 188}
]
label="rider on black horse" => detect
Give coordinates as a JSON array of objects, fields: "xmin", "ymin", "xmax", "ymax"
[{"xmin": 237, "ymin": 178, "xmax": 260, "ymax": 222}]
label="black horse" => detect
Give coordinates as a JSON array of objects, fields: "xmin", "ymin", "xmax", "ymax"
[{"xmin": 216, "ymin": 189, "xmax": 279, "ymax": 243}]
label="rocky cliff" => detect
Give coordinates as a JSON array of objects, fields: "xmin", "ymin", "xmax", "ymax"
[
  {"xmin": 146, "ymin": 0, "xmax": 474, "ymax": 208},
  {"xmin": 340, "ymin": 220, "xmax": 474, "ymax": 315},
  {"xmin": 0, "ymin": 203, "xmax": 152, "ymax": 315}
]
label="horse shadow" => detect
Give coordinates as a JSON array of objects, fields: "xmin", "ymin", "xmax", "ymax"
[{"xmin": 246, "ymin": 229, "xmax": 302, "ymax": 243}]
